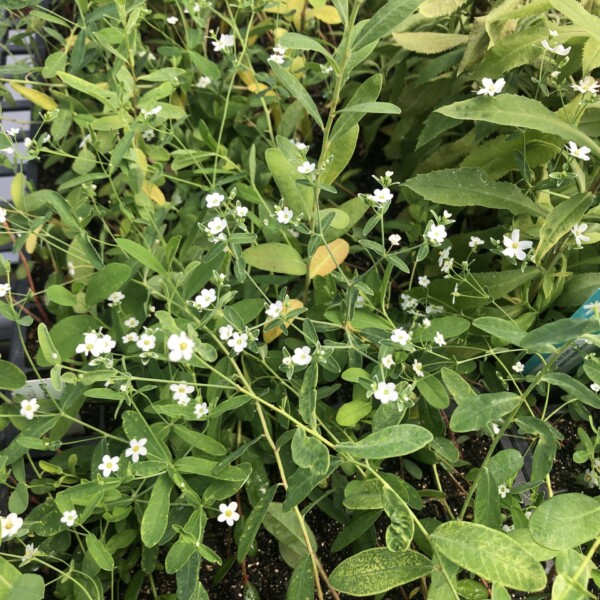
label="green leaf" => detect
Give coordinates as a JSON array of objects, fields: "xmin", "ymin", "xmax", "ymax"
[
  {"xmin": 172, "ymin": 426, "xmax": 226, "ymax": 456},
  {"xmin": 9, "ymin": 574, "xmax": 45, "ymax": 600},
  {"xmin": 329, "ymin": 548, "xmax": 433, "ymax": 596},
  {"xmin": 242, "ymin": 243, "xmax": 307, "ymax": 275},
  {"xmin": 46, "ymin": 285, "xmax": 78, "ymax": 307},
  {"xmin": 279, "ymin": 32, "xmax": 333, "ymax": 60},
  {"xmin": 290, "ymin": 429, "xmax": 330, "ymax": 474},
  {"xmin": 320, "ymin": 125, "xmax": 359, "ymax": 186},
  {"xmin": 382, "ymin": 487, "xmax": 414, "ymax": 551},
  {"xmin": 336, "ymin": 399, "xmax": 372, "ymax": 427},
  {"xmin": 141, "ymin": 474, "xmax": 172, "ymax": 547},
  {"xmin": 338, "ymin": 101, "xmax": 401, "ymax": 114},
  {"xmin": 542, "ymin": 373, "xmax": 600, "ymax": 409},
  {"xmin": 237, "ymin": 484, "xmax": 278, "ymax": 562},
  {"xmin": 403, "ymin": 168, "xmax": 547, "ymax": 217},
  {"xmin": 265, "ymin": 148, "xmax": 313, "ymax": 216},
  {"xmin": 473, "ymin": 317, "xmax": 526, "ymax": 346},
  {"xmin": 392, "ymin": 32, "xmax": 468, "ymax": 54},
  {"xmin": 286, "ymin": 555, "xmax": 313, "ymax": 600},
  {"xmin": 336, "ymin": 424, "xmax": 433, "ymax": 459},
  {"xmin": 419, "ymin": 0, "xmax": 468, "ymax": 17},
  {"xmin": 535, "ymin": 193, "xmax": 592, "ymax": 262},
  {"xmin": 550, "ymin": 0, "xmax": 600, "ymax": 42},
  {"xmin": 431, "ymin": 522, "xmax": 547, "ymax": 592},
  {"xmin": 474, "ymin": 467, "xmax": 501, "ymax": 529},
  {"xmin": 85, "ymin": 263, "xmax": 132, "ymax": 306},
  {"xmin": 116, "ymin": 238, "xmax": 167, "ymax": 277},
  {"xmin": 298, "ymin": 362, "xmax": 318, "ymax": 429},
  {"xmin": 520, "ymin": 319, "xmax": 599, "ymax": 353},
  {"xmin": 57, "ymin": 71, "xmax": 118, "ymax": 109},
  {"xmin": 270, "ymin": 62, "xmax": 324, "ymax": 130},
  {"xmin": 416, "ymin": 376, "xmax": 450, "ymax": 409},
  {"xmin": 450, "ymin": 393, "xmax": 521, "ymax": 433},
  {"xmin": 165, "ymin": 540, "xmax": 195, "ymax": 574},
  {"xmin": 86, "ymin": 533, "xmax": 114, "ymax": 571},
  {"xmin": 37, "ymin": 323, "xmax": 61, "ymax": 366},
  {"xmin": 352, "ymin": 0, "xmax": 425, "ymax": 50},
  {"xmin": 0, "ymin": 360, "xmax": 26, "ymax": 390},
  {"xmin": 529, "ymin": 493, "xmax": 600, "ymax": 550},
  {"xmin": 437, "ymin": 95, "xmax": 600, "ymax": 158},
  {"xmin": 441, "ymin": 368, "xmax": 476, "ymax": 404}
]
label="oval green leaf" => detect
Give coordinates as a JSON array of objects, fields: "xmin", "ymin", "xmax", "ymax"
[{"xmin": 242, "ymin": 243, "xmax": 307, "ymax": 276}]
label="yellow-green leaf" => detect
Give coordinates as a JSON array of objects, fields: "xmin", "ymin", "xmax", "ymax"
[
  {"xmin": 309, "ymin": 238, "xmax": 349, "ymax": 279},
  {"xmin": 10, "ymin": 82, "xmax": 57, "ymax": 111}
]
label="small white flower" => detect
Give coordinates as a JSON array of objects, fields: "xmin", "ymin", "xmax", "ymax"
[
  {"xmin": 98, "ymin": 455, "xmax": 120, "ymax": 477},
  {"xmin": 391, "ymin": 328, "xmax": 412, "ymax": 346},
  {"xmin": 1, "ymin": 513, "xmax": 23, "ymax": 539},
  {"xmin": 195, "ymin": 76, "xmax": 212, "ymax": 89},
  {"xmin": 413, "ymin": 360, "xmax": 425, "ymax": 377},
  {"xmin": 167, "ymin": 15, "xmax": 179, "ymax": 24},
  {"xmin": 294, "ymin": 140, "xmax": 308, "ymax": 150},
  {"xmin": 266, "ymin": 301, "xmax": 283, "ymax": 319},
  {"xmin": 140, "ymin": 106, "xmax": 163, "ymax": 118},
  {"xmin": 194, "ymin": 287, "xmax": 217, "ymax": 309},
  {"xmin": 549, "ymin": 29, "xmax": 559, "ymax": 37},
  {"xmin": 107, "ymin": 291, "xmax": 125, "ymax": 307},
  {"xmin": 512, "ymin": 361, "xmax": 525, "ymax": 373},
  {"xmin": 206, "ymin": 192, "xmax": 225, "ymax": 208},
  {"xmin": 282, "ymin": 356, "xmax": 293, "ymax": 367},
  {"xmin": 584, "ymin": 468, "xmax": 599, "ymax": 488},
  {"xmin": 219, "ymin": 325, "xmax": 234, "ymax": 341},
  {"xmin": 276, "ymin": 207, "xmax": 294, "ymax": 224},
  {"xmin": 297, "ymin": 161, "xmax": 316, "ymax": 174},
  {"xmin": 171, "ymin": 382, "xmax": 194, "ymax": 403},
  {"xmin": 381, "ymin": 354, "xmax": 395, "ymax": 369},
  {"xmin": 373, "ymin": 381, "xmax": 398, "ymax": 404},
  {"xmin": 206, "ymin": 216, "xmax": 227, "ymax": 236},
  {"xmin": 476, "ymin": 77, "xmax": 506, "ymax": 97},
  {"xmin": 502, "ymin": 229, "xmax": 533, "ymax": 261},
  {"xmin": 136, "ymin": 333, "xmax": 156, "ymax": 352},
  {"xmin": 469, "ymin": 236, "xmax": 484, "ymax": 248},
  {"xmin": 0, "ymin": 283, "xmax": 10, "ymax": 297},
  {"xmin": 235, "ymin": 205, "xmax": 248, "ymax": 218},
  {"xmin": 76, "ymin": 331, "xmax": 101, "ymax": 357},
  {"xmin": 142, "ymin": 129, "xmax": 155, "ymax": 142},
  {"xmin": 167, "ymin": 332, "xmax": 195, "ymax": 362},
  {"xmin": 566, "ymin": 141, "xmax": 591, "ymax": 161},
  {"xmin": 388, "ymin": 234, "xmax": 401, "ymax": 246},
  {"xmin": 273, "ymin": 45, "xmax": 286, "ymax": 55},
  {"xmin": 194, "ymin": 402, "xmax": 209, "ymax": 418},
  {"xmin": 24, "ymin": 137, "xmax": 32, "ymax": 148},
  {"xmin": 369, "ymin": 187, "xmax": 393, "ymax": 204},
  {"xmin": 227, "ymin": 332, "xmax": 248, "ymax": 354},
  {"xmin": 217, "ymin": 501, "xmax": 240, "ymax": 526},
  {"xmin": 498, "ymin": 483, "xmax": 510, "ymax": 498},
  {"xmin": 212, "ymin": 34, "xmax": 235, "ymax": 52},
  {"xmin": 572, "ymin": 76, "xmax": 600, "ymax": 95},
  {"xmin": 122, "ymin": 332, "xmax": 139, "ymax": 343},
  {"xmin": 426, "ymin": 224, "xmax": 447, "ymax": 245},
  {"xmin": 60, "ymin": 510, "xmax": 78, "ymax": 527},
  {"xmin": 0, "ymin": 207, "xmax": 6, "ymax": 223},
  {"xmin": 20, "ymin": 543, "xmax": 37, "ymax": 566},
  {"xmin": 268, "ymin": 52, "xmax": 285, "ymax": 65},
  {"xmin": 124, "ymin": 317, "xmax": 140, "ymax": 329},
  {"xmin": 67, "ymin": 261, "xmax": 75, "ymax": 276},
  {"xmin": 125, "ymin": 438, "xmax": 147, "ymax": 463},
  {"xmin": 291, "ymin": 346, "xmax": 312, "ymax": 366},
  {"xmin": 422, "ymin": 318, "xmax": 431, "ymax": 328},
  {"xmin": 433, "ymin": 332, "xmax": 446, "ymax": 346},
  {"xmin": 590, "ymin": 383, "xmax": 600, "ymax": 393},
  {"xmin": 6, "ymin": 127, "xmax": 20, "ymax": 137},
  {"xmin": 418, "ymin": 275, "xmax": 430, "ymax": 288},
  {"xmin": 20, "ymin": 398, "xmax": 39, "ymax": 420},
  {"xmin": 491, "ymin": 423, "xmax": 501, "ymax": 435},
  {"xmin": 542, "ymin": 39, "xmax": 571, "ymax": 56}
]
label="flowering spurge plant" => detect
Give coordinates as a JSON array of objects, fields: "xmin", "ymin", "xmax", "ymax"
[{"xmin": 1, "ymin": 0, "xmax": 600, "ymax": 598}]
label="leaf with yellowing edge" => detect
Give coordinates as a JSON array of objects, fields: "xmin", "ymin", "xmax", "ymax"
[
  {"xmin": 309, "ymin": 239, "xmax": 349, "ymax": 279},
  {"xmin": 26, "ymin": 226, "xmax": 43, "ymax": 254},
  {"xmin": 263, "ymin": 299, "xmax": 304, "ymax": 343},
  {"xmin": 10, "ymin": 82, "xmax": 57, "ymax": 111},
  {"xmin": 142, "ymin": 181, "xmax": 166, "ymax": 206},
  {"xmin": 307, "ymin": 5, "xmax": 342, "ymax": 25}
]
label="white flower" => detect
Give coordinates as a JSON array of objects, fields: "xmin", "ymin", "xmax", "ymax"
[
  {"xmin": 194, "ymin": 287, "xmax": 217, "ymax": 309},
  {"xmin": 268, "ymin": 53, "xmax": 285, "ymax": 65},
  {"xmin": 502, "ymin": 229, "xmax": 533, "ymax": 261},
  {"xmin": 219, "ymin": 325, "xmax": 234, "ymax": 341},
  {"xmin": 591, "ymin": 383, "xmax": 600, "ymax": 393},
  {"xmin": 391, "ymin": 328, "xmax": 412, "ymax": 346},
  {"xmin": 125, "ymin": 438, "xmax": 147, "ymax": 463},
  {"xmin": 235, "ymin": 205, "xmax": 248, "ymax": 218},
  {"xmin": 60, "ymin": 510, "xmax": 78, "ymax": 527},
  {"xmin": 1, "ymin": 513, "xmax": 23, "ymax": 539},
  {"xmin": 549, "ymin": 29, "xmax": 558, "ymax": 37},
  {"xmin": 422, "ymin": 318, "xmax": 431, "ymax": 328},
  {"xmin": 476, "ymin": 77, "xmax": 506, "ymax": 97},
  {"xmin": 418, "ymin": 275, "xmax": 430, "ymax": 288},
  {"xmin": 227, "ymin": 332, "xmax": 249, "ymax": 354},
  {"xmin": 297, "ymin": 161, "xmax": 315, "ymax": 174},
  {"xmin": 0, "ymin": 207, "xmax": 6, "ymax": 223},
  {"xmin": 273, "ymin": 45, "xmax": 286, "ymax": 55},
  {"xmin": 373, "ymin": 381, "xmax": 398, "ymax": 404},
  {"xmin": 122, "ymin": 332, "xmax": 139, "ymax": 343},
  {"xmin": 168, "ymin": 332, "xmax": 195, "ymax": 362},
  {"xmin": 542, "ymin": 39, "xmax": 571, "ymax": 56},
  {"xmin": 413, "ymin": 360, "xmax": 425, "ymax": 377},
  {"xmin": 217, "ymin": 501, "xmax": 240, "ymax": 526},
  {"xmin": 291, "ymin": 346, "xmax": 312, "ymax": 366},
  {"xmin": 388, "ymin": 234, "xmax": 401, "ymax": 246},
  {"xmin": 320, "ymin": 64, "xmax": 333, "ymax": 74},
  {"xmin": 469, "ymin": 236, "xmax": 484, "ymax": 248},
  {"xmin": 212, "ymin": 34, "xmax": 235, "ymax": 52},
  {"xmin": 194, "ymin": 402, "xmax": 209, "ymax": 418},
  {"xmin": 166, "ymin": 15, "xmax": 179, "ymax": 24},
  {"xmin": 294, "ymin": 140, "xmax": 308, "ymax": 150},
  {"xmin": 572, "ymin": 76, "xmax": 600, "ymax": 95},
  {"xmin": 24, "ymin": 137, "xmax": 32, "ymax": 148},
  {"xmin": 440, "ymin": 258, "xmax": 454, "ymax": 274},
  {"xmin": 206, "ymin": 216, "xmax": 227, "ymax": 236},
  {"xmin": 20, "ymin": 398, "xmax": 39, "ymax": 420},
  {"xmin": 98, "ymin": 455, "xmax": 120, "ymax": 477},
  {"xmin": 195, "ymin": 76, "xmax": 212, "ymax": 88},
  {"xmin": 381, "ymin": 354, "xmax": 394, "ymax": 369},
  {"xmin": 512, "ymin": 361, "xmax": 525, "ymax": 373},
  {"xmin": 497, "ymin": 483, "xmax": 510, "ymax": 498},
  {"xmin": 7, "ymin": 127, "xmax": 20, "ymax": 137},
  {"xmin": 566, "ymin": 141, "xmax": 591, "ymax": 161},
  {"xmin": 140, "ymin": 106, "xmax": 163, "ymax": 118},
  {"xmin": 136, "ymin": 333, "xmax": 156, "ymax": 352},
  {"xmin": 76, "ymin": 331, "xmax": 101, "ymax": 357},
  {"xmin": 171, "ymin": 382, "xmax": 194, "ymax": 403},
  {"xmin": 0, "ymin": 283, "xmax": 10, "ymax": 297},
  {"xmin": 107, "ymin": 291, "xmax": 125, "ymax": 307},
  {"xmin": 67, "ymin": 261, "xmax": 75, "ymax": 276},
  {"xmin": 276, "ymin": 207, "xmax": 294, "ymax": 224},
  {"xmin": 369, "ymin": 187, "xmax": 393, "ymax": 204},
  {"xmin": 20, "ymin": 543, "xmax": 37, "ymax": 565},
  {"xmin": 426, "ymin": 224, "xmax": 447, "ymax": 245},
  {"xmin": 282, "ymin": 356, "xmax": 292, "ymax": 366},
  {"xmin": 124, "ymin": 317, "xmax": 139, "ymax": 329},
  {"xmin": 570, "ymin": 223, "xmax": 590, "ymax": 247},
  {"xmin": 434, "ymin": 332, "xmax": 446, "ymax": 346},
  {"xmin": 584, "ymin": 468, "xmax": 599, "ymax": 488},
  {"xmin": 142, "ymin": 129, "xmax": 155, "ymax": 142},
  {"xmin": 266, "ymin": 301, "xmax": 283, "ymax": 318},
  {"xmin": 206, "ymin": 192, "xmax": 225, "ymax": 208}
]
